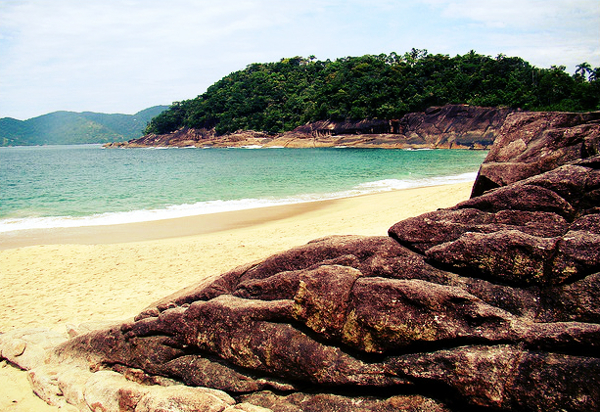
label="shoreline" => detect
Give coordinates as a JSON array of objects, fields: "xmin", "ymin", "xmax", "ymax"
[
  {"xmin": 0, "ymin": 183, "xmax": 471, "ymax": 250},
  {"xmin": 0, "ymin": 181, "xmax": 474, "ymax": 333},
  {"xmin": 0, "ymin": 169, "xmax": 481, "ymax": 240},
  {"xmin": 0, "ymin": 200, "xmax": 334, "ymax": 250}
]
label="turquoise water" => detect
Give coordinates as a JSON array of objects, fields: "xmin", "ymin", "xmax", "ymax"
[{"xmin": 0, "ymin": 145, "xmax": 487, "ymax": 232}]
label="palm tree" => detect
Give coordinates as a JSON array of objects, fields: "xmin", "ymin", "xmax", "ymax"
[{"xmin": 575, "ymin": 62, "xmax": 592, "ymax": 81}]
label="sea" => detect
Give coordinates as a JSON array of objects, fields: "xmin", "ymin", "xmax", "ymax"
[{"xmin": 0, "ymin": 144, "xmax": 488, "ymax": 233}]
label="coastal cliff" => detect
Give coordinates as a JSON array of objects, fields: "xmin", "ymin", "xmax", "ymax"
[
  {"xmin": 105, "ymin": 105, "xmax": 514, "ymax": 149},
  {"xmin": 3, "ymin": 109, "xmax": 599, "ymax": 411}
]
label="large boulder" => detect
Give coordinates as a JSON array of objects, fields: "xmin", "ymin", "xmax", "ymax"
[
  {"xmin": 471, "ymin": 110, "xmax": 600, "ymax": 196},
  {"xmin": 12, "ymin": 109, "xmax": 600, "ymax": 411}
]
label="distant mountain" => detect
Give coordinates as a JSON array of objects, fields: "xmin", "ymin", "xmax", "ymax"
[{"xmin": 0, "ymin": 106, "xmax": 168, "ymax": 146}]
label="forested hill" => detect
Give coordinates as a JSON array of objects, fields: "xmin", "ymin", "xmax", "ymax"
[
  {"xmin": 0, "ymin": 106, "xmax": 168, "ymax": 146},
  {"xmin": 146, "ymin": 50, "xmax": 600, "ymax": 136}
]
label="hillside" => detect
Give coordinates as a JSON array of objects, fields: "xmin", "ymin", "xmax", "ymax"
[
  {"xmin": 0, "ymin": 106, "xmax": 168, "ymax": 146},
  {"xmin": 145, "ymin": 50, "xmax": 599, "ymax": 137}
]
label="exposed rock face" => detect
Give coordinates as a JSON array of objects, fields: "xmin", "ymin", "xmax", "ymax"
[
  {"xmin": 106, "ymin": 105, "xmax": 513, "ymax": 149},
  {"xmin": 471, "ymin": 110, "xmax": 600, "ymax": 196},
  {"xmin": 394, "ymin": 104, "xmax": 513, "ymax": 149},
  {"xmin": 107, "ymin": 127, "xmax": 274, "ymax": 149},
  {"xmin": 3, "ymin": 109, "xmax": 599, "ymax": 411}
]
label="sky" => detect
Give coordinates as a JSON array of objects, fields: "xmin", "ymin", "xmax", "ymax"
[{"xmin": 1, "ymin": 0, "xmax": 598, "ymax": 120}]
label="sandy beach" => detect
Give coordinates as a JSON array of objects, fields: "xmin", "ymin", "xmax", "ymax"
[{"xmin": 0, "ymin": 181, "xmax": 473, "ymax": 411}]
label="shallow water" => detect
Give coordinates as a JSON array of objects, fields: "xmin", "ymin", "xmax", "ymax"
[{"xmin": 0, "ymin": 145, "xmax": 487, "ymax": 232}]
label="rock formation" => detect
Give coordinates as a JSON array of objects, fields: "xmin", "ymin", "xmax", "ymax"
[
  {"xmin": 106, "ymin": 105, "xmax": 513, "ymax": 149},
  {"xmin": 2, "ymin": 109, "xmax": 600, "ymax": 411},
  {"xmin": 471, "ymin": 110, "xmax": 600, "ymax": 196}
]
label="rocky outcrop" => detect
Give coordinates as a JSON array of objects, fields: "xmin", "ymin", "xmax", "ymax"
[
  {"xmin": 3, "ymin": 109, "xmax": 600, "ymax": 411},
  {"xmin": 106, "ymin": 128, "xmax": 274, "ymax": 149},
  {"xmin": 399, "ymin": 105, "xmax": 513, "ymax": 148},
  {"xmin": 471, "ymin": 110, "xmax": 600, "ymax": 196},
  {"xmin": 105, "ymin": 105, "xmax": 513, "ymax": 149}
]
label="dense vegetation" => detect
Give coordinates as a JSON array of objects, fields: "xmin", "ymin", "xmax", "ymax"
[
  {"xmin": 0, "ymin": 106, "xmax": 168, "ymax": 146},
  {"xmin": 146, "ymin": 50, "xmax": 600, "ymax": 136}
]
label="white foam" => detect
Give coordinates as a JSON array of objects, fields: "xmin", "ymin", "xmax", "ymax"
[
  {"xmin": 0, "ymin": 172, "xmax": 477, "ymax": 233},
  {"xmin": 356, "ymin": 171, "xmax": 478, "ymax": 192}
]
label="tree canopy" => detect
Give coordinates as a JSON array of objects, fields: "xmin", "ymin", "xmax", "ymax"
[{"xmin": 146, "ymin": 50, "xmax": 600, "ymax": 136}]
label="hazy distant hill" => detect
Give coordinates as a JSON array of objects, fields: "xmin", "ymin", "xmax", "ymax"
[{"xmin": 0, "ymin": 106, "xmax": 168, "ymax": 146}]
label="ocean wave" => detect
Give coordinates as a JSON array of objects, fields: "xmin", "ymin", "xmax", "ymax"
[
  {"xmin": 0, "ymin": 172, "xmax": 477, "ymax": 233},
  {"xmin": 356, "ymin": 171, "xmax": 477, "ymax": 191}
]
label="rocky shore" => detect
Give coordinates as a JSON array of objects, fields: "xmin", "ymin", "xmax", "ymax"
[
  {"xmin": 105, "ymin": 104, "xmax": 514, "ymax": 150},
  {"xmin": 3, "ymin": 108, "xmax": 600, "ymax": 411}
]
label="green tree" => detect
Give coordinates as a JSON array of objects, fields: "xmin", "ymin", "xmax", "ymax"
[
  {"xmin": 575, "ymin": 62, "xmax": 593, "ymax": 81},
  {"xmin": 145, "ymin": 50, "xmax": 600, "ymax": 136}
]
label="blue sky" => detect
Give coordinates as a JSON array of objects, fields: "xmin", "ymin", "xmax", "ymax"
[{"xmin": 1, "ymin": 0, "xmax": 598, "ymax": 120}]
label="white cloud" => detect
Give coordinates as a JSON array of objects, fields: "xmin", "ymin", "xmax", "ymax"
[
  {"xmin": 1, "ymin": 0, "xmax": 598, "ymax": 119},
  {"xmin": 0, "ymin": 0, "xmax": 308, "ymax": 118},
  {"xmin": 437, "ymin": 0, "xmax": 581, "ymax": 28},
  {"xmin": 419, "ymin": 0, "xmax": 599, "ymax": 69}
]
